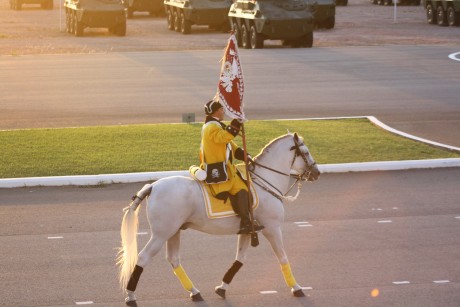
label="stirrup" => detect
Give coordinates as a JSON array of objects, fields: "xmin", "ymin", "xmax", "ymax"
[{"xmin": 237, "ymin": 224, "xmax": 264, "ymax": 234}]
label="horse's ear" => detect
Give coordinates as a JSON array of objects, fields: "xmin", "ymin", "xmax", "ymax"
[{"xmin": 294, "ymin": 132, "xmax": 299, "ymax": 141}]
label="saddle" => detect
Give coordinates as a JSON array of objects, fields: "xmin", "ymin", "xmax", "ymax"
[{"xmin": 196, "ymin": 164, "xmax": 259, "ymax": 219}]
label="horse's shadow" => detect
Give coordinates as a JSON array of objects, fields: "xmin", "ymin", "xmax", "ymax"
[{"xmin": 126, "ymin": 295, "xmax": 313, "ymax": 307}]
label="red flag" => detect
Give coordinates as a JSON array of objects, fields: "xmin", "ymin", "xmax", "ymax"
[{"xmin": 216, "ymin": 34, "xmax": 245, "ymax": 120}]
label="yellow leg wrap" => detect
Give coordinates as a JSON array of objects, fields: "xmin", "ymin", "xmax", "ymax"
[
  {"xmin": 281, "ymin": 263, "xmax": 297, "ymax": 288},
  {"xmin": 173, "ymin": 265, "xmax": 194, "ymax": 291}
]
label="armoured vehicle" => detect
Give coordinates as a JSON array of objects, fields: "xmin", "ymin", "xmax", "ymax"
[
  {"xmin": 424, "ymin": 0, "xmax": 460, "ymax": 26},
  {"xmin": 125, "ymin": 0, "xmax": 164, "ymax": 18},
  {"xmin": 308, "ymin": 0, "xmax": 336, "ymax": 29},
  {"xmin": 228, "ymin": 0, "xmax": 314, "ymax": 49},
  {"xmin": 10, "ymin": 0, "xmax": 53, "ymax": 10},
  {"xmin": 64, "ymin": 0, "xmax": 127, "ymax": 37},
  {"xmin": 164, "ymin": 0, "xmax": 232, "ymax": 34}
]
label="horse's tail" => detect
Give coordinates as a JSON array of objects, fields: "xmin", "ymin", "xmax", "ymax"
[
  {"xmin": 117, "ymin": 202, "xmax": 140, "ymax": 290},
  {"xmin": 117, "ymin": 184, "xmax": 153, "ymax": 289}
]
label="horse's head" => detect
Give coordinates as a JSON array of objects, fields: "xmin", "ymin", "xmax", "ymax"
[{"xmin": 289, "ymin": 133, "xmax": 320, "ymax": 182}]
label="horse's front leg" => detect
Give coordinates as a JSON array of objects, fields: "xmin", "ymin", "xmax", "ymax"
[
  {"xmin": 263, "ymin": 226, "xmax": 305, "ymax": 297},
  {"xmin": 215, "ymin": 234, "xmax": 251, "ymax": 298},
  {"xmin": 166, "ymin": 230, "xmax": 203, "ymax": 301}
]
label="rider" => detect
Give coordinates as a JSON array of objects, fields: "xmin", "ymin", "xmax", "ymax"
[{"xmin": 199, "ymin": 99, "xmax": 263, "ymax": 235}]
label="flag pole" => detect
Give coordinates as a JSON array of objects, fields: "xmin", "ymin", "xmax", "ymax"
[{"xmin": 240, "ymin": 123, "xmax": 259, "ymax": 247}]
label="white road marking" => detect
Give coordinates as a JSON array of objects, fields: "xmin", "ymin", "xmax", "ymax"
[
  {"xmin": 393, "ymin": 281, "xmax": 410, "ymax": 285},
  {"xmin": 301, "ymin": 286, "xmax": 313, "ymax": 290},
  {"xmin": 392, "ymin": 207, "xmax": 399, "ymax": 210},
  {"xmin": 295, "ymin": 221, "xmax": 312, "ymax": 227},
  {"xmin": 433, "ymin": 280, "xmax": 450, "ymax": 284},
  {"xmin": 137, "ymin": 232, "xmax": 148, "ymax": 235},
  {"xmin": 75, "ymin": 301, "xmax": 94, "ymax": 305},
  {"xmin": 378, "ymin": 220, "xmax": 392, "ymax": 223},
  {"xmin": 448, "ymin": 52, "xmax": 460, "ymax": 61},
  {"xmin": 455, "ymin": 216, "xmax": 460, "ymax": 219},
  {"xmin": 260, "ymin": 290, "xmax": 278, "ymax": 294},
  {"xmin": 47, "ymin": 236, "xmax": 63, "ymax": 239}
]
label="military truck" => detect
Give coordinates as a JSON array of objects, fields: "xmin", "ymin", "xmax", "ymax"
[
  {"xmin": 308, "ymin": 0, "xmax": 336, "ymax": 29},
  {"xmin": 125, "ymin": 0, "xmax": 164, "ymax": 18},
  {"xmin": 424, "ymin": 0, "xmax": 460, "ymax": 26},
  {"xmin": 164, "ymin": 0, "xmax": 232, "ymax": 34},
  {"xmin": 10, "ymin": 0, "xmax": 53, "ymax": 10},
  {"xmin": 64, "ymin": 0, "xmax": 127, "ymax": 37},
  {"xmin": 228, "ymin": 0, "xmax": 314, "ymax": 49}
]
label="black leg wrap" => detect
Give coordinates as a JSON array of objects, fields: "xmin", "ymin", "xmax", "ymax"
[
  {"xmin": 222, "ymin": 260, "xmax": 243, "ymax": 284},
  {"xmin": 126, "ymin": 265, "xmax": 144, "ymax": 292}
]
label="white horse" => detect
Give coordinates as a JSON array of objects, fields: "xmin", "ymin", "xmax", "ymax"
[{"xmin": 117, "ymin": 132, "xmax": 320, "ymax": 304}]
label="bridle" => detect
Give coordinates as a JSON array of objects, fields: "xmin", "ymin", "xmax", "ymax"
[{"xmin": 249, "ymin": 135, "xmax": 317, "ymax": 202}]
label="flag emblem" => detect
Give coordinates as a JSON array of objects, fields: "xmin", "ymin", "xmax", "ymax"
[{"xmin": 216, "ymin": 34, "xmax": 245, "ymax": 120}]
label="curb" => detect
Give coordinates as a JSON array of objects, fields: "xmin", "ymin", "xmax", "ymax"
[
  {"xmin": 1, "ymin": 159, "xmax": 460, "ymax": 189},
  {"xmin": 1, "ymin": 116, "xmax": 459, "ymax": 188}
]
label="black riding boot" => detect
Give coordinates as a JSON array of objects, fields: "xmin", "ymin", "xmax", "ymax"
[{"xmin": 232, "ymin": 190, "xmax": 264, "ymax": 234}]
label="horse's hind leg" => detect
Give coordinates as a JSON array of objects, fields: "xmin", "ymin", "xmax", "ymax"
[
  {"xmin": 263, "ymin": 227, "xmax": 305, "ymax": 297},
  {"xmin": 125, "ymin": 235, "xmax": 166, "ymax": 303},
  {"xmin": 166, "ymin": 230, "xmax": 203, "ymax": 301},
  {"xmin": 215, "ymin": 234, "xmax": 251, "ymax": 298}
]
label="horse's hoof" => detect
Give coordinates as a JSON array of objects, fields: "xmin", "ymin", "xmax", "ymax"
[
  {"xmin": 191, "ymin": 292, "xmax": 204, "ymax": 301},
  {"xmin": 293, "ymin": 289, "xmax": 305, "ymax": 297},
  {"xmin": 125, "ymin": 300, "xmax": 138, "ymax": 307},
  {"xmin": 215, "ymin": 287, "xmax": 226, "ymax": 299}
]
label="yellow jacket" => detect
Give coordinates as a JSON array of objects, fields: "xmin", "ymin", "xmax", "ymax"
[
  {"xmin": 199, "ymin": 116, "xmax": 247, "ymax": 194},
  {"xmin": 200, "ymin": 120, "xmax": 238, "ymax": 165}
]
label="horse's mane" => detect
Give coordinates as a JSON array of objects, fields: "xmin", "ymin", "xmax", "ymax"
[{"xmin": 253, "ymin": 133, "xmax": 293, "ymax": 160}]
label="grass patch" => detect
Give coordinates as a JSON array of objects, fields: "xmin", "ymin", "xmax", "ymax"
[{"xmin": 1, "ymin": 118, "xmax": 458, "ymax": 178}]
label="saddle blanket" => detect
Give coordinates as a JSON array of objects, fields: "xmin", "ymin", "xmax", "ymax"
[{"xmin": 197, "ymin": 176, "xmax": 259, "ymax": 219}]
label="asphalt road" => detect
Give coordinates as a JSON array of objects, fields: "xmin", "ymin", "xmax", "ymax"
[
  {"xmin": 1, "ymin": 45, "xmax": 460, "ymax": 306},
  {"xmin": 1, "ymin": 168, "xmax": 459, "ymax": 306},
  {"xmin": 1, "ymin": 45, "xmax": 460, "ymax": 147}
]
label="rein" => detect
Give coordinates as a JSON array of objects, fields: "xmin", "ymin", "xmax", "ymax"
[{"xmin": 249, "ymin": 136, "xmax": 316, "ymax": 202}]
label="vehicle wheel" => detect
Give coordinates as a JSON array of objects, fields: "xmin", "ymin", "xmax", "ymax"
[
  {"xmin": 65, "ymin": 10, "xmax": 71, "ymax": 33},
  {"xmin": 232, "ymin": 20, "xmax": 241, "ymax": 47},
  {"xmin": 377, "ymin": 0, "xmax": 383, "ymax": 5},
  {"xmin": 180, "ymin": 11, "xmax": 191, "ymax": 34},
  {"xmin": 166, "ymin": 9, "xmax": 174, "ymax": 30},
  {"xmin": 437, "ymin": 5, "xmax": 447, "ymax": 26},
  {"xmin": 426, "ymin": 4, "xmax": 436, "ymax": 24},
  {"xmin": 447, "ymin": 6, "xmax": 458, "ymax": 26},
  {"xmin": 174, "ymin": 10, "xmax": 181, "ymax": 32},
  {"xmin": 249, "ymin": 24, "xmax": 263, "ymax": 49},
  {"xmin": 127, "ymin": 7, "xmax": 134, "ymax": 19},
  {"xmin": 115, "ymin": 21, "xmax": 126, "ymax": 36},
  {"xmin": 74, "ymin": 12, "xmax": 84, "ymax": 37},
  {"xmin": 383, "ymin": 0, "xmax": 392, "ymax": 6},
  {"xmin": 241, "ymin": 23, "xmax": 250, "ymax": 49},
  {"xmin": 301, "ymin": 32, "xmax": 313, "ymax": 48},
  {"xmin": 324, "ymin": 16, "xmax": 335, "ymax": 29}
]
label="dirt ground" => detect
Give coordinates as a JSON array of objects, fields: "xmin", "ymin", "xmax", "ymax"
[{"xmin": 0, "ymin": 0, "xmax": 459, "ymax": 55}]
